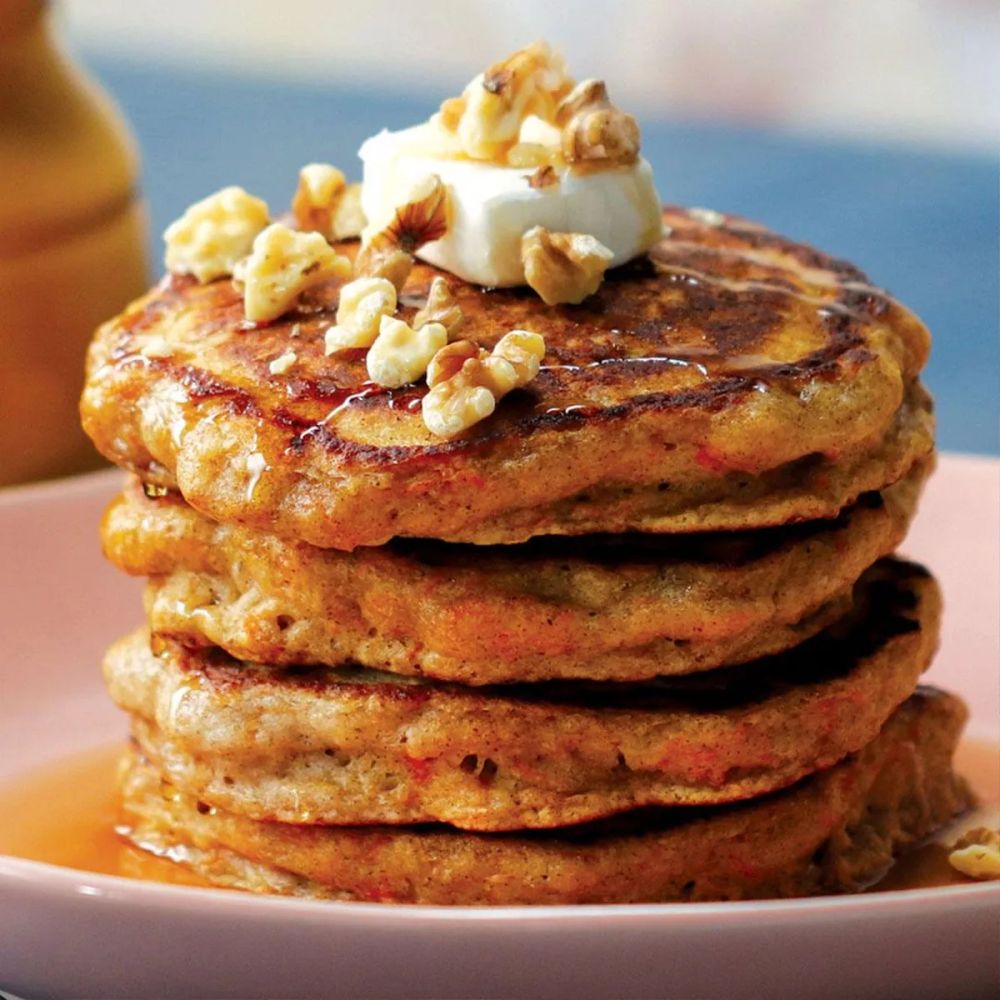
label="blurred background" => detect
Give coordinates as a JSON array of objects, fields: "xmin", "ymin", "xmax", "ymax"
[
  {"xmin": 1, "ymin": 0, "xmax": 997, "ymax": 485},
  {"xmin": 63, "ymin": 0, "xmax": 1000, "ymax": 150}
]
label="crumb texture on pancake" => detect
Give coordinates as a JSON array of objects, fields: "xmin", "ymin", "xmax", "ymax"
[
  {"xmin": 116, "ymin": 689, "xmax": 970, "ymax": 904},
  {"xmin": 105, "ymin": 560, "xmax": 941, "ymax": 830},
  {"xmin": 100, "ymin": 460, "xmax": 926, "ymax": 684},
  {"xmin": 81, "ymin": 207, "xmax": 933, "ymax": 548}
]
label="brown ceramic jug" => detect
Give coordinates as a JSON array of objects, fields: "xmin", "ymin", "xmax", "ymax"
[{"xmin": 0, "ymin": 0, "xmax": 148, "ymax": 485}]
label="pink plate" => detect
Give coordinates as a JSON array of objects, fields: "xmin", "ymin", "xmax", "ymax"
[{"xmin": 1, "ymin": 455, "xmax": 997, "ymax": 999}]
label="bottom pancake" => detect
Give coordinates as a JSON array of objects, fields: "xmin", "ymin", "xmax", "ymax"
[{"xmin": 117, "ymin": 688, "xmax": 970, "ymax": 906}]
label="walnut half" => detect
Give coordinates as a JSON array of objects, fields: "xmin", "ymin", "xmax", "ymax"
[
  {"xmin": 521, "ymin": 226, "xmax": 614, "ymax": 305},
  {"xmin": 422, "ymin": 330, "xmax": 545, "ymax": 437}
]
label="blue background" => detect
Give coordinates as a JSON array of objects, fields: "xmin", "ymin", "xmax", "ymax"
[{"xmin": 85, "ymin": 57, "xmax": 999, "ymax": 455}]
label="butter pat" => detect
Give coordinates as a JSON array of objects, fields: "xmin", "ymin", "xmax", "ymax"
[{"xmin": 360, "ymin": 124, "xmax": 662, "ymax": 288}]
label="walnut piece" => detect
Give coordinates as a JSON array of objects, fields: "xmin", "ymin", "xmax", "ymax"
[
  {"xmin": 521, "ymin": 226, "xmax": 613, "ymax": 305},
  {"xmin": 362, "ymin": 174, "xmax": 449, "ymax": 254},
  {"xmin": 441, "ymin": 42, "xmax": 572, "ymax": 161},
  {"xmin": 291, "ymin": 163, "xmax": 367, "ymax": 242},
  {"xmin": 422, "ymin": 371, "xmax": 497, "ymax": 439},
  {"xmin": 332, "ymin": 182, "xmax": 366, "ymax": 239},
  {"xmin": 268, "ymin": 350, "xmax": 297, "ymax": 375},
  {"xmin": 163, "ymin": 186, "xmax": 269, "ymax": 282},
  {"xmin": 355, "ymin": 175, "xmax": 449, "ymax": 292},
  {"xmin": 949, "ymin": 827, "xmax": 1000, "ymax": 880},
  {"xmin": 555, "ymin": 79, "xmax": 609, "ymax": 125},
  {"xmin": 426, "ymin": 339, "xmax": 481, "ymax": 387},
  {"xmin": 422, "ymin": 330, "xmax": 545, "ymax": 437},
  {"xmin": 292, "ymin": 163, "xmax": 346, "ymax": 233},
  {"xmin": 413, "ymin": 276, "xmax": 463, "ymax": 335},
  {"xmin": 324, "ymin": 276, "xmax": 398, "ymax": 352},
  {"xmin": 558, "ymin": 78, "xmax": 640, "ymax": 165},
  {"xmin": 506, "ymin": 143, "xmax": 557, "ymax": 170},
  {"xmin": 234, "ymin": 223, "xmax": 351, "ymax": 323},
  {"xmin": 366, "ymin": 316, "xmax": 448, "ymax": 388},
  {"xmin": 354, "ymin": 247, "xmax": 414, "ymax": 294},
  {"xmin": 493, "ymin": 329, "xmax": 545, "ymax": 384},
  {"xmin": 527, "ymin": 164, "xmax": 559, "ymax": 189},
  {"xmin": 506, "ymin": 115, "xmax": 563, "ymax": 170}
]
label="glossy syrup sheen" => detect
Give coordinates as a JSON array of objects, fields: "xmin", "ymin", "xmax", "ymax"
[{"xmin": 0, "ymin": 740, "xmax": 996, "ymax": 895}]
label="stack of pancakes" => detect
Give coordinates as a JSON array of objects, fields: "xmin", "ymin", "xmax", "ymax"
[{"xmin": 81, "ymin": 206, "xmax": 971, "ymax": 904}]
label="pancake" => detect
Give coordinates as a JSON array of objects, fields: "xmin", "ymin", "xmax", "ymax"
[
  {"xmin": 102, "ymin": 460, "xmax": 927, "ymax": 684},
  {"xmin": 116, "ymin": 689, "xmax": 970, "ymax": 905},
  {"xmin": 81, "ymin": 206, "xmax": 933, "ymax": 549},
  {"xmin": 106, "ymin": 560, "xmax": 940, "ymax": 831}
]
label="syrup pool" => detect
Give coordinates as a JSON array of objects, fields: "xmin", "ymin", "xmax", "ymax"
[{"xmin": 0, "ymin": 739, "xmax": 996, "ymax": 894}]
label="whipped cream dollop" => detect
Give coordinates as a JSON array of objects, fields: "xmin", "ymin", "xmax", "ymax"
[
  {"xmin": 360, "ymin": 125, "xmax": 662, "ymax": 288},
  {"xmin": 358, "ymin": 43, "xmax": 663, "ymax": 289}
]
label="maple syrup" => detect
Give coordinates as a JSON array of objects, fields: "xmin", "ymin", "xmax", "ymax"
[
  {"xmin": 0, "ymin": 738, "xmax": 995, "ymax": 894},
  {"xmin": 0, "ymin": 743, "xmax": 210, "ymax": 887}
]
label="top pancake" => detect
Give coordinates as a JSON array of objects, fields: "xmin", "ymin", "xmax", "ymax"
[{"xmin": 81, "ymin": 206, "xmax": 932, "ymax": 549}]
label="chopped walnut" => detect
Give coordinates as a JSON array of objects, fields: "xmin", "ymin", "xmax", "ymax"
[
  {"xmin": 518, "ymin": 113, "xmax": 564, "ymax": 148},
  {"xmin": 557, "ymin": 79, "xmax": 640, "ymax": 165},
  {"xmin": 527, "ymin": 165, "xmax": 559, "ymax": 189},
  {"xmin": 422, "ymin": 330, "xmax": 544, "ymax": 437},
  {"xmin": 354, "ymin": 247, "xmax": 414, "ymax": 294},
  {"xmin": 507, "ymin": 143, "xmax": 555, "ymax": 170},
  {"xmin": 413, "ymin": 276, "xmax": 463, "ymax": 335},
  {"xmin": 366, "ymin": 315, "xmax": 448, "ymax": 389},
  {"xmin": 363, "ymin": 175, "xmax": 449, "ymax": 254},
  {"xmin": 949, "ymin": 827, "xmax": 1000, "ymax": 880},
  {"xmin": 292, "ymin": 166, "xmax": 366, "ymax": 241},
  {"xmin": 554, "ymin": 79, "xmax": 603, "ymax": 124},
  {"xmin": 324, "ymin": 276, "xmax": 398, "ymax": 352},
  {"xmin": 521, "ymin": 226, "xmax": 614, "ymax": 305},
  {"xmin": 292, "ymin": 163, "xmax": 345, "ymax": 232},
  {"xmin": 356, "ymin": 175, "xmax": 449, "ymax": 292},
  {"xmin": 506, "ymin": 115, "xmax": 563, "ymax": 170},
  {"xmin": 440, "ymin": 42, "xmax": 573, "ymax": 161},
  {"xmin": 332, "ymin": 183, "xmax": 366, "ymax": 239},
  {"xmin": 493, "ymin": 329, "xmax": 545, "ymax": 384},
  {"xmin": 421, "ymin": 371, "xmax": 497, "ymax": 439},
  {"xmin": 163, "ymin": 186, "xmax": 269, "ymax": 282},
  {"xmin": 234, "ymin": 223, "xmax": 351, "ymax": 323},
  {"xmin": 426, "ymin": 339, "xmax": 481, "ymax": 387},
  {"xmin": 268, "ymin": 350, "xmax": 297, "ymax": 375}
]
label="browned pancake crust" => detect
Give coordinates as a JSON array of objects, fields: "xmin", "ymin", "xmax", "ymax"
[
  {"xmin": 102, "ymin": 461, "xmax": 927, "ymax": 684},
  {"xmin": 116, "ymin": 689, "xmax": 970, "ymax": 904},
  {"xmin": 81, "ymin": 207, "xmax": 932, "ymax": 548},
  {"xmin": 106, "ymin": 560, "xmax": 940, "ymax": 830}
]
